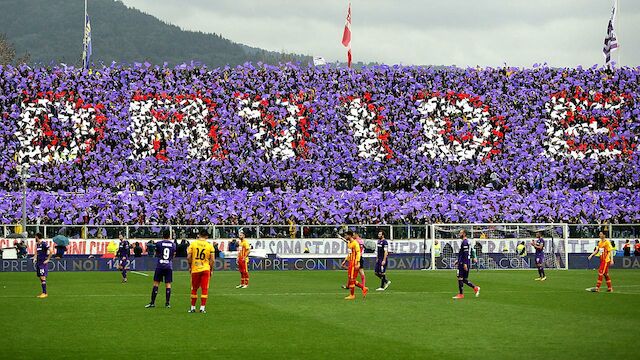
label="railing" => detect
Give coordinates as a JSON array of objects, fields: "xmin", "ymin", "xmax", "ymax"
[{"xmin": 2, "ymin": 223, "xmax": 639, "ymax": 241}]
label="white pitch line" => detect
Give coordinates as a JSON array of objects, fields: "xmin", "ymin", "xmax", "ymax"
[
  {"xmin": 0, "ymin": 289, "xmax": 601, "ymax": 299},
  {"xmin": 130, "ymin": 271, "xmax": 149, "ymax": 277}
]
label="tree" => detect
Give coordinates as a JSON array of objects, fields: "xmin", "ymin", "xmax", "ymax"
[
  {"xmin": 0, "ymin": 33, "xmax": 30, "ymax": 65},
  {"xmin": 0, "ymin": 33, "xmax": 16, "ymax": 64}
]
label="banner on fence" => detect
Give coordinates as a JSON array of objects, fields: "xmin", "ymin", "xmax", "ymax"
[
  {"xmin": 1, "ymin": 254, "xmax": 638, "ymax": 272},
  {"xmin": 1, "ymin": 237, "xmax": 636, "ymax": 256},
  {"xmin": 0, "ymin": 255, "xmax": 428, "ymax": 272}
]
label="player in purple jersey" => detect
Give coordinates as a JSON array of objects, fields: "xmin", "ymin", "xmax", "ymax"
[
  {"xmin": 453, "ymin": 230, "xmax": 480, "ymax": 300},
  {"xmin": 375, "ymin": 230, "xmax": 391, "ymax": 291},
  {"xmin": 531, "ymin": 232, "xmax": 547, "ymax": 281},
  {"xmin": 116, "ymin": 233, "xmax": 131, "ymax": 283},
  {"xmin": 146, "ymin": 230, "xmax": 177, "ymax": 308},
  {"xmin": 32, "ymin": 233, "xmax": 52, "ymax": 298}
]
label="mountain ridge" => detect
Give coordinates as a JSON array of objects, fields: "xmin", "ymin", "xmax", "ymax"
[{"xmin": 0, "ymin": 0, "xmax": 311, "ymax": 68}]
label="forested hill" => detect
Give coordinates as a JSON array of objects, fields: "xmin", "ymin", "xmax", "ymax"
[{"xmin": 0, "ymin": 0, "xmax": 310, "ymax": 67}]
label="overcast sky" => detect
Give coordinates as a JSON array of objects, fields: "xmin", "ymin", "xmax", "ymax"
[{"xmin": 120, "ymin": 0, "xmax": 639, "ymax": 67}]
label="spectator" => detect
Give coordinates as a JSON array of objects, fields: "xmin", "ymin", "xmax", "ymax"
[
  {"xmin": 133, "ymin": 242, "xmax": 143, "ymax": 257},
  {"xmin": 176, "ymin": 239, "xmax": 189, "ymax": 257},
  {"xmin": 623, "ymin": 240, "xmax": 631, "ymax": 257},
  {"xmin": 54, "ymin": 245, "xmax": 67, "ymax": 259},
  {"xmin": 17, "ymin": 240, "xmax": 28, "ymax": 259},
  {"xmin": 146, "ymin": 239, "xmax": 156, "ymax": 257},
  {"xmin": 517, "ymin": 241, "xmax": 526, "ymax": 257},
  {"xmin": 471, "ymin": 245, "xmax": 479, "ymax": 271},
  {"xmin": 228, "ymin": 238, "xmax": 239, "ymax": 252},
  {"xmin": 13, "ymin": 240, "xmax": 20, "ymax": 258},
  {"xmin": 213, "ymin": 242, "xmax": 221, "ymax": 258},
  {"xmin": 635, "ymin": 240, "xmax": 640, "ymax": 257},
  {"xmin": 610, "ymin": 240, "xmax": 617, "ymax": 258},
  {"xmin": 55, "ymin": 243, "xmax": 67, "ymax": 259},
  {"xmin": 433, "ymin": 240, "xmax": 441, "ymax": 258},
  {"xmin": 474, "ymin": 242, "xmax": 483, "ymax": 256}
]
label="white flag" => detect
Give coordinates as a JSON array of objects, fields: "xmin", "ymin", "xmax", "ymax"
[{"xmin": 313, "ymin": 56, "xmax": 327, "ymax": 66}]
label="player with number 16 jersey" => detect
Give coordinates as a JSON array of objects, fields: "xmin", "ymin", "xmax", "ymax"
[{"xmin": 187, "ymin": 230, "xmax": 214, "ymax": 313}]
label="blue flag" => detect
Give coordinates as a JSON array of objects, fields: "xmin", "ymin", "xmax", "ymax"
[{"xmin": 82, "ymin": 14, "xmax": 92, "ymax": 69}]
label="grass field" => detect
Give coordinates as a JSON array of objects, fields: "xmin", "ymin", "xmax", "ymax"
[{"xmin": 0, "ymin": 269, "xmax": 638, "ymax": 359}]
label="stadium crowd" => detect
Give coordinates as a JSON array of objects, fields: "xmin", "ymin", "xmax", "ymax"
[{"xmin": 0, "ymin": 63, "xmax": 638, "ymax": 225}]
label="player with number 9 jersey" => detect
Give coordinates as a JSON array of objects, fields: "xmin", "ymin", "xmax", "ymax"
[{"xmin": 146, "ymin": 230, "xmax": 176, "ymax": 309}]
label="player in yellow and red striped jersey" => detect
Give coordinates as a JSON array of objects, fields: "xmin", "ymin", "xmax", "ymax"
[
  {"xmin": 235, "ymin": 230, "xmax": 251, "ymax": 289},
  {"xmin": 187, "ymin": 229, "xmax": 214, "ymax": 313},
  {"xmin": 588, "ymin": 231, "xmax": 614, "ymax": 292},
  {"xmin": 340, "ymin": 231, "xmax": 368, "ymax": 300}
]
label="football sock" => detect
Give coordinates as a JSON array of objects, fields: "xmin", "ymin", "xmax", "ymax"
[
  {"xmin": 458, "ymin": 279, "xmax": 463, "ymax": 294},
  {"xmin": 122, "ymin": 270, "xmax": 127, "ymax": 279},
  {"xmin": 381, "ymin": 276, "xmax": 385, "ymax": 288},
  {"xmin": 463, "ymin": 279, "xmax": 476, "ymax": 289},
  {"xmin": 165, "ymin": 288, "xmax": 171, "ymax": 303},
  {"xmin": 350, "ymin": 286, "xmax": 355, "ymax": 296},
  {"xmin": 151, "ymin": 285, "xmax": 158, "ymax": 304},
  {"xmin": 355, "ymin": 281, "xmax": 363, "ymax": 289},
  {"xmin": 41, "ymin": 280, "xmax": 47, "ymax": 294},
  {"xmin": 606, "ymin": 278, "xmax": 612, "ymax": 290},
  {"xmin": 201, "ymin": 289, "xmax": 208, "ymax": 306},
  {"xmin": 360, "ymin": 272, "xmax": 365, "ymax": 288},
  {"xmin": 596, "ymin": 274, "xmax": 603, "ymax": 288},
  {"xmin": 190, "ymin": 291, "xmax": 197, "ymax": 306},
  {"xmin": 541, "ymin": 268, "xmax": 545, "ymax": 277}
]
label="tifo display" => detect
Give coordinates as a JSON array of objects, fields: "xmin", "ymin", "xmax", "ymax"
[{"xmin": 0, "ymin": 64, "xmax": 638, "ymax": 225}]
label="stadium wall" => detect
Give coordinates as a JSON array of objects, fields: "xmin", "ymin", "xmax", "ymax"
[
  {"xmin": 0, "ymin": 237, "xmax": 636, "ymax": 256},
  {"xmin": 1, "ymin": 254, "xmax": 639, "ymax": 272}
]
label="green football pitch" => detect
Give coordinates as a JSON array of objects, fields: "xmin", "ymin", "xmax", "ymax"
[{"xmin": 0, "ymin": 269, "xmax": 638, "ymax": 359}]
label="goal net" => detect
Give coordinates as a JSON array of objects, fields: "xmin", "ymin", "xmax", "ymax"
[{"xmin": 432, "ymin": 223, "xmax": 568, "ymax": 270}]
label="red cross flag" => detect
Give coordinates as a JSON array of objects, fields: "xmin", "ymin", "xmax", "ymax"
[{"xmin": 341, "ymin": 2, "xmax": 352, "ymax": 68}]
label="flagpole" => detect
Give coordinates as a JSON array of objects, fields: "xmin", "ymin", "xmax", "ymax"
[
  {"xmin": 617, "ymin": 0, "xmax": 621, "ymax": 67},
  {"xmin": 84, "ymin": 0, "xmax": 87, "ymax": 69}
]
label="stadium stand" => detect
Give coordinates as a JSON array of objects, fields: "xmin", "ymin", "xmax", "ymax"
[{"xmin": 0, "ymin": 63, "xmax": 638, "ymax": 225}]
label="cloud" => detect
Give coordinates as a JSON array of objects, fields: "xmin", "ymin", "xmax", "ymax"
[{"xmin": 120, "ymin": 0, "xmax": 640, "ymax": 67}]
